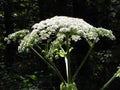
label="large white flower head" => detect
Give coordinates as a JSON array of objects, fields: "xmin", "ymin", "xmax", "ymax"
[
  {"xmin": 6, "ymin": 16, "xmax": 115, "ymax": 53},
  {"xmin": 31, "ymin": 16, "xmax": 115, "ymax": 42}
]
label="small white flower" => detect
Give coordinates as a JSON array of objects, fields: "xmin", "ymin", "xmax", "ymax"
[
  {"xmin": 57, "ymin": 33, "xmax": 66, "ymax": 40},
  {"xmin": 50, "ymin": 24, "xmax": 59, "ymax": 30},
  {"xmin": 59, "ymin": 27, "xmax": 70, "ymax": 33},
  {"xmin": 77, "ymin": 30, "xmax": 84, "ymax": 36},
  {"xmin": 32, "ymin": 23, "xmax": 39, "ymax": 29},
  {"xmin": 71, "ymin": 35, "xmax": 81, "ymax": 42},
  {"xmin": 37, "ymin": 21, "xmax": 47, "ymax": 30}
]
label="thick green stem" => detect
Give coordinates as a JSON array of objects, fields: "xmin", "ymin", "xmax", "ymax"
[
  {"xmin": 66, "ymin": 34, "xmax": 72, "ymax": 83},
  {"xmin": 100, "ymin": 74, "xmax": 116, "ymax": 90},
  {"xmin": 72, "ymin": 42, "xmax": 94, "ymax": 82},
  {"xmin": 30, "ymin": 46, "xmax": 66, "ymax": 85}
]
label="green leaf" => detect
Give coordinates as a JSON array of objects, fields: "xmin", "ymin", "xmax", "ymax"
[
  {"xmin": 115, "ymin": 67, "xmax": 120, "ymax": 78},
  {"xmin": 58, "ymin": 50, "xmax": 66, "ymax": 57},
  {"xmin": 28, "ymin": 83, "xmax": 32, "ymax": 87},
  {"xmin": 26, "ymin": 74, "xmax": 37, "ymax": 80},
  {"xmin": 69, "ymin": 47, "xmax": 74, "ymax": 52},
  {"xmin": 30, "ymin": 75, "xmax": 37, "ymax": 80}
]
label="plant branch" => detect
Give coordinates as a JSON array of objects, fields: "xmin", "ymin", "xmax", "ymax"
[
  {"xmin": 99, "ymin": 74, "xmax": 116, "ymax": 90},
  {"xmin": 30, "ymin": 46, "xmax": 66, "ymax": 84},
  {"xmin": 66, "ymin": 34, "xmax": 72, "ymax": 83},
  {"xmin": 72, "ymin": 41, "xmax": 95, "ymax": 82}
]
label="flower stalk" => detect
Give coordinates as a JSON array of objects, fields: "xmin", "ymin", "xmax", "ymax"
[
  {"xmin": 72, "ymin": 40, "xmax": 95, "ymax": 82},
  {"xmin": 100, "ymin": 67, "xmax": 120, "ymax": 90},
  {"xmin": 30, "ymin": 46, "xmax": 66, "ymax": 85},
  {"xmin": 66, "ymin": 34, "xmax": 72, "ymax": 83},
  {"xmin": 99, "ymin": 74, "xmax": 116, "ymax": 90}
]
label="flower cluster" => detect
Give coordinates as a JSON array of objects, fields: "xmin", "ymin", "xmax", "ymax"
[
  {"xmin": 31, "ymin": 16, "xmax": 115, "ymax": 42},
  {"xmin": 18, "ymin": 29, "xmax": 40, "ymax": 52},
  {"xmin": 96, "ymin": 27, "xmax": 115, "ymax": 40},
  {"xmin": 4, "ymin": 29, "xmax": 29, "ymax": 44},
  {"xmin": 5, "ymin": 16, "xmax": 115, "ymax": 53}
]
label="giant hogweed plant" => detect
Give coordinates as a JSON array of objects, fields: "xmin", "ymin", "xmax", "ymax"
[{"xmin": 5, "ymin": 16, "xmax": 118, "ymax": 90}]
